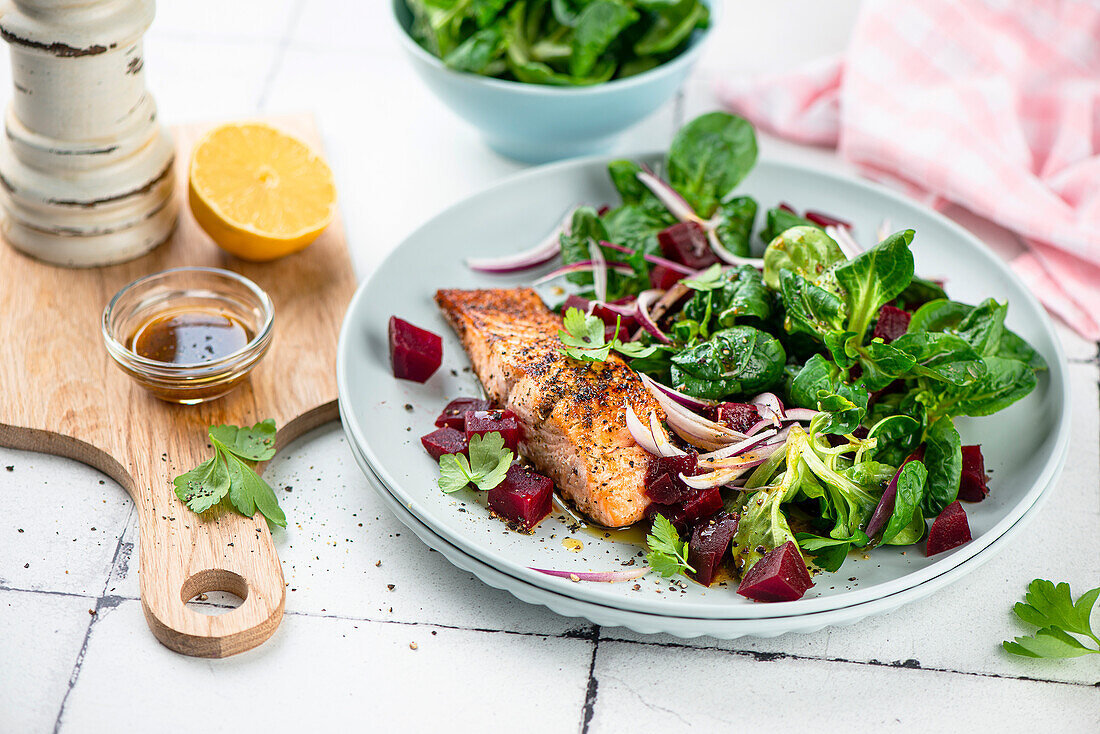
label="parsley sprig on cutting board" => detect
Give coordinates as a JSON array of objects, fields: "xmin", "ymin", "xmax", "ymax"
[
  {"xmin": 173, "ymin": 419, "xmax": 286, "ymax": 527},
  {"xmin": 1003, "ymin": 579, "xmax": 1100, "ymax": 659}
]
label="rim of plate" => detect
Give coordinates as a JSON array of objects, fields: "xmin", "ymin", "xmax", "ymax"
[
  {"xmin": 337, "ymin": 152, "xmax": 1071, "ymax": 620},
  {"xmin": 344, "ymin": 413, "xmax": 1064, "ymax": 635}
]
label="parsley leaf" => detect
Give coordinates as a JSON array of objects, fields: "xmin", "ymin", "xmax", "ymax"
[
  {"xmin": 1003, "ymin": 579, "xmax": 1100, "ymax": 659},
  {"xmin": 681, "ymin": 264, "xmax": 725, "ymax": 291},
  {"xmin": 645, "ymin": 513, "xmax": 695, "ymax": 578},
  {"xmin": 437, "ymin": 432, "xmax": 514, "ymax": 493},
  {"xmin": 558, "ymin": 307, "xmax": 657, "ymax": 362},
  {"xmin": 172, "ymin": 420, "xmax": 286, "ymax": 527},
  {"xmin": 559, "ymin": 307, "xmax": 612, "ymax": 361}
]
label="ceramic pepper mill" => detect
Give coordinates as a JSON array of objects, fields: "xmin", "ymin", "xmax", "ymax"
[{"xmin": 0, "ymin": 0, "xmax": 177, "ymax": 267}]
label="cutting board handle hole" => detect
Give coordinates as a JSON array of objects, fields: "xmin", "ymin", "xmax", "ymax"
[{"xmin": 181, "ymin": 569, "xmax": 248, "ymax": 616}]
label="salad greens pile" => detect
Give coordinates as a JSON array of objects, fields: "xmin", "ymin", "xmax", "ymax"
[
  {"xmin": 555, "ymin": 111, "xmax": 1046, "ymax": 581},
  {"xmin": 404, "ymin": 0, "xmax": 710, "ymax": 86}
]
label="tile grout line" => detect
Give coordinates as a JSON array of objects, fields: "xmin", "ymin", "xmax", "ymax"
[
  {"xmin": 255, "ymin": 0, "xmax": 306, "ymax": 113},
  {"xmin": 50, "ymin": 503, "xmax": 136, "ymax": 734},
  {"xmin": 579, "ymin": 625, "xmax": 601, "ymax": 734},
  {"xmin": 597, "ymin": 632, "xmax": 1100, "ymax": 689},
  {"xmin": 4, "ymin": 581, "xmax": 1096, "ymax": 689}
]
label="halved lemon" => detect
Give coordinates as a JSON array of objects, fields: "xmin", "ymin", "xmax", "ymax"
[{"xmin": 189, "ymin": 122, "xmax": 336, "ymax": 261}]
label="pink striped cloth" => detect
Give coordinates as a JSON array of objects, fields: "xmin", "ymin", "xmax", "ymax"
[{"xmin": 718, "ymin": 0, "xmax": 1100, "ymax": 340}]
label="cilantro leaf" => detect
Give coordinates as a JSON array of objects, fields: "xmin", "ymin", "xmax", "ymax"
[
  {"xmin": 559, "ymin": 307, "xmax": 612, "ymax": 361},
  {"xmin": 224, "ymin": 451, "xmax": 286, "ymax": 527},
  {"xmin": 467, "ymin": 432, "xmax": 513, "ymax": 490},
  {"xmin": 209, "ymin": 419, "xmax": 277, "ymax": 461},
  {"xmin": 682, "ymin": 264, "xmax": 724, "ymax": 291},
  {"xmin": 437, "ymin": 431, "xmax": 514, "ymax": 494},
  {"xmin": 438, "ymin": 453, "xmax": 475, "ymax": 493},
  {"xmin": 559, "ymin": 307, "xmax": 657, "ymax": 362},
  {"xmin": 173, "ymin": 455, "xmax": 230, "ymax": 514},
  {"xmin": 1003, "ymin": 579, "xmax": 1100, "ymax": 659},
  {"xmin": 645, "ymin": 514, "xmax": 695, "ymax": 578},
  {"xmin": 172, "ymin": 420, "xmax": 286, "ymax": 526}
]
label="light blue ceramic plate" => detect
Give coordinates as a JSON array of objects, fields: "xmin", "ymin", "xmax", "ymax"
[
  {"xmin": 336, "ymin": 153, "xmax": 1070, "ymax": 621},
  {"xmin": 343, "ymin": 413, "xmax": 1064, "ymax": 638},
  {"xmin": 392, "ymin": 0, "xmax": 715, "ymax": 163}
]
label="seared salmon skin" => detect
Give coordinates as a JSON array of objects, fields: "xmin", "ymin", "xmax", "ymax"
[{"xmin": 435, "ymin": 288, "xmax": 660, "ymax": 527}]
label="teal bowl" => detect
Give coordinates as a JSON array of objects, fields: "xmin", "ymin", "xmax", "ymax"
[{"xmin": 392, "ymin": 0, "xmax": 714, "ymax": 163}]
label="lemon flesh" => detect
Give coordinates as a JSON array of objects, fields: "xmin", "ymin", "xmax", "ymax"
[{"xmin": 189, "ymin": 122, "xmax": 336, "ymax": 262}]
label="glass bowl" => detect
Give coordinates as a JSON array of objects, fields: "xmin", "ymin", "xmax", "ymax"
[{"xmin": 102, "ymin": 267, "xmax": 275, "ymax": 404}]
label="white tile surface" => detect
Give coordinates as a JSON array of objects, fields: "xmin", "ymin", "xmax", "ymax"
[
  {"xmin": 588, "ymin": 639, "xmax": 1100, "ymax": 733},
  {"xmin": 0, "ymin": 1, "xmax": 1096, "ymax": 732},
  {"xmin": 0, "ymin": 590, "xmax": 96, "ymax": 734},
  {"xmin": 58, "ymin": 598, "xmax": 593, "ymax": 733},
  {"xmin": 0, "ymin": 451, "xmax": 131, "ymax": 597}
]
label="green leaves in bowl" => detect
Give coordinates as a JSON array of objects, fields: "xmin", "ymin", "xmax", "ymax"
[{"xmin": 405, "ymin": 0, "xmax": 711, "ymax": 86}]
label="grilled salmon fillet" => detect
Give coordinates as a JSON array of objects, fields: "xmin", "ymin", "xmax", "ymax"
[{"xmin": 435, "ymin": 288, "xmax": 662, "ymax": 527}]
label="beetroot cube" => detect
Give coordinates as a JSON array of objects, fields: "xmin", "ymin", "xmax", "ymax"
[
  {"xmin": 644, "ymin": 452, "xmax": 698, "ymax": 505},
  {"xmin": 958, "ymin": 445, "xmax": 989, "ymax": 502},
  {"xmin": 926, "ymin": 500, "xmax": 972, "ymax": 556},
  {"xmin": 650, "ymin": 264, "xmax": 683, "ymax": 291},
  {"xmin": 778, "ymin": 202, "xmax": 796, "ymax": 214},
  {"xmin": 715, "ymin": 402, "xmax": 760, "ymax": 433},
  {"xmin": 435, "ymin": 397, "xmax": 491, "ymax": 430},
  {"xmin": 388, "ymin": 316, "xmax": 443, "ymax": 383},
  {"xmin": 465, "ymin": 409, "xmax": 522, "ymax": 449},
  {"xmin": 872, "ymin": 305, "xmax": 911, "ymax": 343},
  {"xmin": 657, "ymin": 221, "xmax": 717, "ymax": 269},
  {"xmin": 650, "ymin": 488, "xmax": 723, "ymax": 530},
  {"xmin": 688, "ymin": 512, "xmax": 739, "ymax": 586},
  {"xmin": 737, "ymin": 540, "xmax": 814, "ymax": 602},
  {"xmin": 561, "ymin": 294, "xmax": 591, "ymax": 315},
  {"xmin": 605, "ymin": 322, "xmax": 631, "ymax": 344},
  {"xmin": 488, "ymin": 464, "xmax": 553, "ymax": 531},
  {"xmin": 420, "ymin": 427, "xmax": 468, "ymax": 460}
]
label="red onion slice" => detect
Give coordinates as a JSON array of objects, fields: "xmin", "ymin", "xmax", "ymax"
[
  {"xmin": 750, "ymin": 392, "xmax": 785, "ymax": 426},
  {"xmin": 681, "ymin": 456, "xmax": 769, "ymax": 489},
  {"xmin": 639, "ymin": 373, "xmax": 716, "ymax": 411},
  {"xmin": 635, "ymin": 289, "xmax": 672, "ymax": 345},
  {"xmin": 649, "ymin": 412, "xmax": 686, "ymax": 457},
  {"xmin": 699, "ymin": 429, "xmax": 777, "ymax": 462},
  {"xmin": 587, "ymin": 239, "xmax": 608, "ymax": 304},
  {"xmin": 533, "ymin": 260, "xmax": 634, "ymax": 285},
  {"xmin": 706, "ymin": 227, "xmax": 765, "ymax": 269},
  {"xmin": 466, "ymin": 207, "xmax": 575, "ymax": 273},
  {"xmin": 826, "ymin": 224, "xmax": 863, "ymax": 260},
  {"xmin": 599, "ymin": 240, "xmax": 699, "ymax": 278},
  {"xmin": 637, "ymin": 168, "xmax": 700, "ymax": 224},
  {"xmin": 625, "ymin": 405, "xmax": 684, "ymax": 458},
  {"xmin": 530, "ymin": 567, "xmax": 651, "ymax": 583},
  {"xmin": 784, "ymin": 408, "xmax": 820, "ymax": 422}
]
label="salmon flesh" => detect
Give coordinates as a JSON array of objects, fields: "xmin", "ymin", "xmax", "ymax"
[{"xmin": 435, "ymin": 288, "xmax": 660, "ymax": 527}]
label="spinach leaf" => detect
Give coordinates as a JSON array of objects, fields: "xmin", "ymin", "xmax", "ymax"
[
  {"xmin": 444, "ymin": 26, "xmax": 506, "ymax": 73},
  {"xmin": 922, "ymin": 417, "xmax": 961, "ymax": 515},
  {"xmin": 760, "ymin": 207, "xmax": 818, "ymax": 243},
  {"xmin": 666, "ymin": 112, "xmax": 757, "ymax": 217},
  {"xmin": 881, "ymin": 460, "xmax": 927, "ymax": 545},
  {"xmin": 890, "ymin": 332, "xmax": 986, "ymax": 387},
  {"xmin": 763, "ymin": 225, "xmax": 844, "ymax": 290},
  {"xmin": 834, "ymin": 229, "xmax": 915, "ymax": 341},
  {"xmin": 997, "ymin": 330, "xmax": 1048, "ymax": 372},
  {"xmin": 894, "ymin": 276, "xmax": 947, "ymax": 312},
  {"xmin": 787, "ymin": 354, "xmax": 840, "ymax": 410},
  {"xmin": 571, "ymin": 0, "xmax": 638, "ymax": 78},
  {"xmin": 777, "ymin": 269, "xmax": 847, "ymax": 341},
  {"xmin": 682, "ymin": 264, "xmax": 771, "ymax": 334},
  {"xmin": 946, "ymin": 355, "xmax": 1038, "ymax": 418},
  {"xmin": 797, "ymin": 534, "xmax": 852, "ymax": 573},
  {"xmin": 607, "ymin": 160, "xmax": 664, "ymax": 211},
  {"xmin": 910, "ymin": 298, "xmax": 1047, "ymax": 372},
  {"xmin": 866, "ymin": 414, "xmax": 921, "ymax": 466},
  {"xmin": 712, "ymin": 196, "xmax": 758, "ymax": 257},
  {"xmin": 731, "ymin": 486, "xmax": 798, "ymax": 573},
  {"xmin": 670, "ymin": 325, "xmax": 786, "ymax": 400},
  {"xmin": 858, "ymin": 338, "xmax": 917, "ymax": 392},
  {"xmin": 601, "ymin": 203, "xmax": 671, "ymax": 255},
  {"xmin": 815, "ymin": 383, "xmax": 869, "ymax": 435},
  {"xmin": 634, "ymin": 0, "xmax": 710, "ymax": 56}
]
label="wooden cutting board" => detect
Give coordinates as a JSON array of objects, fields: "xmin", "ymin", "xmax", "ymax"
[{"xmin": 0, "ymin": 115, "xmax": 357, "ymax": 658}]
